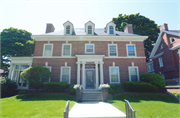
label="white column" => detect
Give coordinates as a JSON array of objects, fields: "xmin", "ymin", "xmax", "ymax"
[
  {"xmin": 82, "ymin": 61, "xmax": 86, "ymax": 89},
  {"xmin": 95, "ymin": 61, "xmax": 99, "ymax": 89},
  {"xmin": 29, "ymin": 63, "xmax": 32, "ymax": 67},
  {"xmin": 100, "ymin": 61, "xmax": 104, "ymax": 84},
  {"xmin": 8, "ymin": 63, "xmax": 13, "ymax": 79},
  {"xmin": 76, "ymin": 61, "xmax": 81, "ymax": 84}
]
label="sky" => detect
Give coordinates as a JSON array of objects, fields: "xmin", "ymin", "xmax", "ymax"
[{"xmin": 0, "ymin": 0, "xmax": 180, "ymax": 35}]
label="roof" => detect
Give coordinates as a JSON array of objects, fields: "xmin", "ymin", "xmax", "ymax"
[
  {"xmin": 41, "ymin": 28, "xmax": 139, "ymax": 36},
  {"xmin": 149, "ymin": 30, "xmax": 180, "ymax": 59}
]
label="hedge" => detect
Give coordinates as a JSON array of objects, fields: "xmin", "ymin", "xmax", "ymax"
[
  {"xmin": 109, "ymin": 84, "xmax": 123, "ymax": 93},
  {"xmin": 44, "ymin": 82, "xmax": 69, "ymax": 92},
  {"xmin": 124, "ymin": 81, "xmax": 158, "ymax": 92},
  {"xmin": 69, "ymin": 85, "xmax": 75, "ymax": 94},
  {"xmin": 140, "ymin": 73, "xmax": 165, "ymax": 88}
]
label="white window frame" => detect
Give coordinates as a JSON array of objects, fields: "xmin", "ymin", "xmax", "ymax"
[
  {"xmin": 66, "ymin": 25, "xmax": 70, "ymax": 34},
  {"xmin": 62, "ymin": 44, "xmax": 72, "ymax": 57},
  {"xmin": 60, "ymin": 66, "xmax": 71, "ymax": 84},
  {"xmin": 108, "ymin": 44, "xmax": 118, "ymax": 57},
  {"xmin": 170, "ymin": 37, "xmax": 175, "ymax": 44},
  {"xmin": 158, "ymin": 57, "xmax": 164, "ymax": 67},
  {"xmin": 43, "ymin": 44, "xmax": 53, "ymax": 57},
  {"xmin": 126, "ymin": 44, "xmax": 137, "ymax": 57},
  {"xmin": 44, "ymin": 66, "xmax": 52, "ymax": 83},
  {"xmin": 128, "ymin": 66, "xmax": 139, "ymax": 81},
  {"xmin": 109, "ymin": 66, "xmax": 120, "ymax": 84},
  {"xmin": 85, "ymin": 43, "xmax": 95, "ymax": 53}
]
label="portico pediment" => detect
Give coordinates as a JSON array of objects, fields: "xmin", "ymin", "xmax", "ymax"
[{"xmin": 75, "ymin": 55, "xmax": 105, "ymax": 62}]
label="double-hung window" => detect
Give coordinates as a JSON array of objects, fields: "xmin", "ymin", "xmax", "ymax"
[
  {"xmin": 108, "ymin": 44, "xmax": 118, "ymax": 56},
  {"xmin": 62, "ymin": 44, "xmax": 71, "ymax": 56},
  {"xmin": 43, "ymin": 44, "xmax": 53, "ymax": 56},
  {"xmin": 129, "ymin": 67, "xmax": 139, "ymax": 81},
  {"xmin": 147, "ymin": 62, "xmax": 154, "ymax": 72},
  {"xmin": 109, "ymin": 67, "xmax": 120, "ymax": 83},
  {"xmin": 109, "ymin": 26, "xmax": 114, "ymax": 34},
  {"xmin": 158, "ymin": 57, "xmax": 163, "ymax": 67},
  {"xmin": 66, "ymin": 25, "xmax": 70, "ymax": 34},
  {"xmin": 85, "ymin": 44, "xmax": 94, "ymax": 53},
  {"xmin": 127, "ymin": 44, "xmax": 136, "ymax": 56},
  {"xmin": 88, "ymin": 25, "xmax": 92, "ymax": 34},
  {"xmin": 61, "ymin": 67, "xmax": 71, "ymax": 83}
]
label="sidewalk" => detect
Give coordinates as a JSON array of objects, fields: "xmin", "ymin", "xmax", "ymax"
[{"xmin": 69, "ymin": 102, "xmax": 126, "ymax": 118}]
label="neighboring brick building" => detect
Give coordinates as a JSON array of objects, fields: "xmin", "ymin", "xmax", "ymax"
[
  {"xmin": 147, "ymin": 23, "xmax": 180, "ymax": 80},
  {"xmin": 8, "ymin": 21, "xmax": 148, "ymax": 89}
]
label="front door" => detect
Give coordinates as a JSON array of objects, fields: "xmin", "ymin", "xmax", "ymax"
[{"xmin": 86, "ymin": 70, "xmax": 95, "ymax": 89}]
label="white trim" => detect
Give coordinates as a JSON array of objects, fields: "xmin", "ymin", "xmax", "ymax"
[
  {"xmin": 169, "ymin": 44, "xmax": 180, "ymax": 50},
  {"xmin": 151, "ymin": 52, "xmax": 164, "ymax": 59},
  {"xmin": 85, "ymin": 43, "xmax": 95, "ymax": 53},
  {"xmin": 108, "ymin": 44, "xmax": 118, "ymax": 57},
  {"xmin": 170, "ymin": 37, "xmax": 176, "ymax": 44},
  {"xmin": 126, "ymin": 44, "xmax": 137, "ymax": 57},
  {"xmin": 61, "ymin": 43, "xmax": 72, "ymax": 57},
  {"xmin": 9, "ymin": 57, "xmax": 33, "ymax": 64},
  {"xmin": 104, "ymin": 56, "xmax": 146, "ymax": 59},
  {"xmin": 60, "ymin": 66, "xmax": 71, "ymax": 84},
  {"xmin": 43, "ymin": 44, "xmax": 53, "ymax": 57},
  {"xmin": 33, "ymin": 56, "xmax": 76, "ymax": 58},
  {"xmin": 109, "ymin": 66, "xmax": 120, "ymax": 84},
  {"xmin": 158, "ymin": 57, "xmax": 164, "ymax": 67},
  {"xmin": 128, "ymin": 66, "xmax": 139, "ymax": 81}
]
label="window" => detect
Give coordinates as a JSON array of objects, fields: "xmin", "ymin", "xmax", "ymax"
[
  {"xmin": 158, "ymin": 57, "xmax": 163, "ymax": 67},
  {"xmin": 61, "ymin": 67, "xmax": 71, "ymax": 83},
  {"xmin": 129, "ymin": 67, "xmax": 139, "ymax": 81},
  {"xmin": 109, "ymin": 67, "xmax": 120, "ymax": 83},
  {"xmin": 170, "ymin": 37, "xmax": 175, "ymax": 44},
  {"xmin": 147, "ymin": 62, "xmax": 154, "ymax": 72},
  {"xmin": 85, "ymin": 44, "xmax": 94, "ymax": 53},
  {"xmin": 62, "ymin": 44, "xmax": 71, "ymax": 56},
  {"xmin": 127, "ymin": 44, "xmax": 136, "ymax": 56},
  {"xmin": 66, "ymin": 25, "xmax": 70, "ymax": 34},
  {"xmin": 108, "ymin": 44, "xmax": 118, "ymax": 56},
  {"xmin": 88, "ymin": 25, "xmax": 92, "ymax": 34},
  {"xmin": 160, "ymin": 43, "xmax": 163, "ymax": 49},
  {"xmin": 109, "ymin": 26, "xmax": 114, "ymax": 34},
  {"xmin": 43, "ymin": 44, "xmax": 53, "ymax": 56}
]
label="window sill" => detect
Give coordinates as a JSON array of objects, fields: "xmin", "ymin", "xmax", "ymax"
[{"xmin": 170, "ymin": 41, "xmax": 176, "ymax": 44}]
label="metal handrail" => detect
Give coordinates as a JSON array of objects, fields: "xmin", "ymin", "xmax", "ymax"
[
  {"xmin": 64, "ymin": 100, "xmax": 70, "ymax": 118},
  {"xmin": 124, "ymin": 99, "xmax": 135, "ymax": 118}
]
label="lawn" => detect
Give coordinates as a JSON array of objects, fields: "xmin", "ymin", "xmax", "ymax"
[
  {"xmin": 1, "ymin": 93, "xmax": 76, "ymax": 118},
  {"xmin": 108, "ymin": 92, "xmax": 180, "ymax": 118}
]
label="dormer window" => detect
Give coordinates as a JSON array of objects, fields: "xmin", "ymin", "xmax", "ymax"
[
  {"xmin": 109, "ymin": 26, "xmax": 114, "ymax": 34},
  {"xmin": 88, "ymin": 25, "xmax": 92, "ymax": 34},
  {"xmin": 66, "ymin": 25, "xmax": 70, "ymax": 34},
  {"xmin": 170, "ymin": 37, "xmax": 175, "ymax": 44}
]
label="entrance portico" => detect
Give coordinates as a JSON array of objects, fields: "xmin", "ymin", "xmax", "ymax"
[{"xmin": 76, "ymin": 55, "xmax": 105, "ymax": 90}]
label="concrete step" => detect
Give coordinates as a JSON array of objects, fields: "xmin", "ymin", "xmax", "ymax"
[{"xmin": 82, "ymin": 90, "xmax": 102, "ymax": 101}]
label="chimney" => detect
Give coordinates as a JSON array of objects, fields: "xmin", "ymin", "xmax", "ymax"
[
  {"xmin": 160, "ymin": 23, "xmax": 168, "ymax": 32},
  {"xmin": 124, "ymin": 24, "xmax": 133, "ymax": 34},
  {"xmin": 46, "ymin": 23, "xmax": 55, "ymax": 33}
]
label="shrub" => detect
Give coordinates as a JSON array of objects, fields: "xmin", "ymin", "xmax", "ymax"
[
  {"xmin": 69, "ymin": 85, "xmax": 75, "ymax": 94},
  {"xmin": 124, "ymin": 81, "xmax": 158, "ymax": 92},
  {"xmin": 1, "ymin": 77, "xmax": 18, "ymax": 98},
  {"xmin": 44, "ymin": 82, "xmax": 69, "ymax": 92},
  {"xmin": 171, "ymin": 92, "xmax": 180, "ymax": 97},
  {"xmin": 109, "ymin": 84, "xmax": 123, "ymax": 93},
  {"xmin": 140, "ymin": 73, "xmax": 165, "ymax": 88},
  {"xmin": 20, "ymin": 66, "xmax": 52, "ymax": 91}
]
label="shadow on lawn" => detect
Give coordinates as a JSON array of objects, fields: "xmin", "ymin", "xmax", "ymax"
[
  {"xmin": 108, "ymin": 92, "xmax": 179, "ymax": 104},
  {"xmin": 16, "ymin": 93, "xmax": 76, "ymax": 101}
]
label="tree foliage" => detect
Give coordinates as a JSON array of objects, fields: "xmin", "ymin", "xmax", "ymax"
[
  {"xmin": 20, "ymin": 66, "xmax": 52, "ymax": 91},
  {"xmin": 112, "ymin": 13, "xmax": 160, "ymax": 61},
  {"xmin": 1, "ymin": 27, "xmax": 35, "ymax": 68}
]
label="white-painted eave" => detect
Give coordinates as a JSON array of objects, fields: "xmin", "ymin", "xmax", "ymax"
[{"xmin": 31, "ymin": 35, "xmax": 148, "ymax": 41}]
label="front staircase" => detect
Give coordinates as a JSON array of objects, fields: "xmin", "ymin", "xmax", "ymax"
[{"xmin": 82, "ymin": 90, "xmax": 102, "ymax": 101}]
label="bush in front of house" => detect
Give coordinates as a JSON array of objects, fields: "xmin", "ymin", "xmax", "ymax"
[
  {"xmin": 1, "ymin": 77, "xmax": 18, "ymax": 98},
  {"xmin": 124, "ymin": 81, "xmax": 158, "ymax": 92},
  {"xmin": 140, "ymin": 73, "xmax": 165, "ymax": 88},
  {"xmin": 171, "ymin": 92, "xmax": 180, "ymax": 97},
  {"xmin": 109, "ymin": 84, "xmax": 124, "ymax": 93},
  {"xmin": 44, "ymin": 82, "xmax": 69, "ymax": 92},
  {"xmin": 20, "ymin": 66, "xmax": 52, "ymax": 91},
  {"xmin": 69, "ymin": 85, "xmax": 76, "ymax": 94}
]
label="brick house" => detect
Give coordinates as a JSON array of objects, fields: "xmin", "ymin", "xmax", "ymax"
[
  {"xmin": 147, "ymin": 23, "xmax": 180, "ymax": 80},
  {"xmin": 8, "ymin": 21, "xmax": 148, "ymax": 90}
]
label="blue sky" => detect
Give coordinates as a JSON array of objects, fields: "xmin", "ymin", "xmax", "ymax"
[{"xmin": 0, "ymin": 0, "xmax": 180, "ymax": 34}]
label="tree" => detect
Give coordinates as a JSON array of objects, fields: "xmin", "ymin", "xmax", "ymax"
[
  {"xmin": 20, "ymin": 66, "xmax": 52, "ymax": 91},
  {"xmin": 1, "ymin": 27, "xmax": 35, "ymax": 69},
  {"xmin": 112, "ymin": 13, "xmax": 160, "ymax": 61}
]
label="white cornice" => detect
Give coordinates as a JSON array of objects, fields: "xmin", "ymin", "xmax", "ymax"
[
  {"xmin": 34, "ymin": 56, "xmax": 76, "ymax": 58},
  {"xmin": 169, "ymin": 44, "xmax": 180, "ymax": 50},
  {"xmin": 104, "ymin": 56, "xmax": 146, "ymax": 59},
  {"xmin": 151, "ymin": 52, "xmax": 164, "ymax": 59},
  {"xmin": 9, "ymin": 57, "xmax": 33, "ymax": 64},
  {"xmin": 32, "ymin": 35, "xmax": 148, "ymax": 41}
]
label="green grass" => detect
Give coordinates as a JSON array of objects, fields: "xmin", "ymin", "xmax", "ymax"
[
  {"xmin": 171, "ymin": 92, "xmax": 180, "ymax": 97},
  {"xmin": 108, "ymin": 92, "xmax": 180, "ymax": 118},
  {"xmin": 1, "ymin": 93, "xmax": 76, "ymax": 118}
]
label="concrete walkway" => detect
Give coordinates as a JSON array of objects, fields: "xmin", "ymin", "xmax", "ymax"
[{"xmin": 69, "ymin": 102, "xmax": 126, "ymax": 118}]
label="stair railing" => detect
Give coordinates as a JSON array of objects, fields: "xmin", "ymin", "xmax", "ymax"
[
  {"xmin": 124, "ymin": 99, "xmax": 135, "ymax": 118},
  {"xmin": 64, "ymin": 100, "xmax": 70, "ymax": 118}
]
